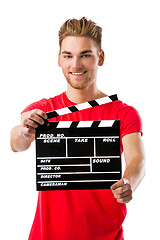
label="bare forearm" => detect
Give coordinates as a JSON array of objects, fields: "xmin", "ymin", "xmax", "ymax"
[
  {"xmin": 111, "ymin": 133, "xmax": 146, "ymax": 203},
  {"xmin": 122, "ymin": 133, "xmax": 146, "ymax": 192},
  {"xmin": 123, "ymin": 154, "xmax": 146, "ymax": 192},
  {"xmin": 10, "ymin": 125, "xmax": 32, "ymax": 152}
]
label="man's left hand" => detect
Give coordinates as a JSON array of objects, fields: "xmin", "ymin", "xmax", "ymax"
[{"xmin": 110, "ymin": 178, "xmax": 133, "ymax": 203}]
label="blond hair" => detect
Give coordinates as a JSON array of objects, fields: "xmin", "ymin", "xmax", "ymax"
[{"xmin": 58, "ymin": 17, "xmax": 102, "ymax": 51}]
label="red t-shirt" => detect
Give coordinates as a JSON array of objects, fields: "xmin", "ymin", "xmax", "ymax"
[{"xmin": 22, "ymin": 92, "xmax": 142, "ymax": 240}]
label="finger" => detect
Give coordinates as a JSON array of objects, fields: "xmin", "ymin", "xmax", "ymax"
[
  {"xmin": 22, "ymin": 126, "xmax": 35, "ymax": 136},
  {"xmin": 21, "ymin": 110, "xmax": 47, "ymax": 125},
  {"xmin": 114, "ymin": 187, "xmax": 132, "ymax": 199},
  {"xmin": 22, "ymin": 118, "xmax": 39, "ymax": 129},
  {"xmin": 116, "ymin": 194, "xmax": 133, "ymax": 204},
  {"xmin": 113, "ymin": 183, "xmax": 131, "ymax": 195},
  {"xmin": 28, "ymin": 113, "xmax": 45, "ymax": 125},
  {"xmin": 34, "ymin": 109, "xmax": 48, "ymax": 120},
  {"xmin": 26, "ymin": 126, "xmax": 36, "ymax": 134},
  {"xmin": 110, "ymin": 178, "xmax": 125, "ymax": 190}
]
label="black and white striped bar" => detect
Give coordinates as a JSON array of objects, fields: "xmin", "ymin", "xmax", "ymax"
[
  {"xmin": 46, "ymin": 94, "xmax": 118, "ymax": 120},
  {"xmin": 40, "ymin": 120, "xmax": 116, "ymax": 129},
  {"xmin": 36, "ymin": 120, "xmax": 121, "ymax": 191}
]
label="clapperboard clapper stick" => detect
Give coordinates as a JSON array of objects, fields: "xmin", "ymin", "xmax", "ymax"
[
  {"xmin": 45, "ymin": 94, "xmax": 118, "ymax": 120},
  {"xmin": 35, "ymin": 94, "xmax": 121, "ymax": 191}
]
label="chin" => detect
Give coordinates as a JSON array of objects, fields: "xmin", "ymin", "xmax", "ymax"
[{"xmin": 67, "ymin": 77, "xmax": 94, "ymax": 90}]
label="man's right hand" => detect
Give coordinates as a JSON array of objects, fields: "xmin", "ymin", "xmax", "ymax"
[{"xmin": 19, "ymin": 109, "xmax": 48, "ymax": 141}]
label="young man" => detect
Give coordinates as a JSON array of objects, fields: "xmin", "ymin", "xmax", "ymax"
[{"xmin": 10, "ymin": 17, "xmax": 145, "ymax": 240}]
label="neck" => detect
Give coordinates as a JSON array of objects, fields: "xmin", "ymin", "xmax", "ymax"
[{"xmin": 66, "ymin": 83, "xmax": 107, "ymax": 104}]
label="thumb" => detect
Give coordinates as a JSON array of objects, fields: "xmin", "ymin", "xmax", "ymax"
[{"xmin": 110, "ymin": 178, "xmax": 128, "ymax": 190}]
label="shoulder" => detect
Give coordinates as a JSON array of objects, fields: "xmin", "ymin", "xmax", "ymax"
[
  {"xmin": 115, "ymin": 100, "xmax": 141, "ymax": 119},
  {"xmin": 21, "ymin": 92, "xmax": 65, "ymax": 113},
  {"xmin": 113, "ymin": 99, "xmax": 143, "ymax": 138},
  {"xmin": 102, "ymin": 98, "xmax": 140, "ymax": 120}
]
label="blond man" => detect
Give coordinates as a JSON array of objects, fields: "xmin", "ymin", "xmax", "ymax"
[{"xmin": 10, "ymin": 17, "xmax": 145, "ymax": 240}]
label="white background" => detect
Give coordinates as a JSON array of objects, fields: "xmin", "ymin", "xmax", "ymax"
[{"xmin": 0, "ymin": 0, "xmax": 160, "ymax": 239}]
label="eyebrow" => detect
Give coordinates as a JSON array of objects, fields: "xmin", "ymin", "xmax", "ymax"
[{"xmin": 62, "ymin": 50, "xmax": 93, "ymax": 55}]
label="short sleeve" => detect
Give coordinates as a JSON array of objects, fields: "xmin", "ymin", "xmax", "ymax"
[
  {"xmin": 21, "ymin": 99, "xmax": 48, "ymax": 114},
  {"xmin": 120, "ymin": 106, "xmax": 143, "ymax": 139}
]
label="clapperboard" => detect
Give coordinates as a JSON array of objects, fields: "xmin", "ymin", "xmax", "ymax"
[{"xmin": 36, "ymin": 95, "xmax": 121, "ymax": 191}]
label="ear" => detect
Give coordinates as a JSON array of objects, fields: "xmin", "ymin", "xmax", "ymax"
[
  {"xmin": 58, "ymin": 51, "xmax": 61, "ymax": 67},
  {"xmin": 98, "ymin": 49, "xmax": 105, "ymax": 66}
]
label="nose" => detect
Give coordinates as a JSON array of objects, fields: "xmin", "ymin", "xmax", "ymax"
[{"xmin": 72, "ymin": 56, "xmax": 83, "ymax": 69}]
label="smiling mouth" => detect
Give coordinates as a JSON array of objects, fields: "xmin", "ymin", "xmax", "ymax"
[{"xmin": 70, "ymin": 71, "xmax": 87, "ymax": 76}]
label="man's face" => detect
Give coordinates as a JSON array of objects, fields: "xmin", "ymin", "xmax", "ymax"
[{"xmin": 58, "ymin": 36, "xmax": 104, "ymax": 90}]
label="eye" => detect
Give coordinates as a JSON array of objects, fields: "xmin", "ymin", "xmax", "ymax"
[
  {"xmin": 81, "ymin": 54, "xmax": 91, "ymax": 58},
  {"xmin": 64, "ymin": 55, "xmax": 72, "ymax": 59}
]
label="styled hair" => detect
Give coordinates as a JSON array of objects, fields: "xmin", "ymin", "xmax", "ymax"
[{"xmin": 58, "ymin": 17, "xmax": 102, "ymax": 51}]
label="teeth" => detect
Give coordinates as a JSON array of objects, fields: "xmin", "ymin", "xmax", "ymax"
[{"xmin": 72, "ymin": 72, "xmax": 84, "ymax": 75}]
